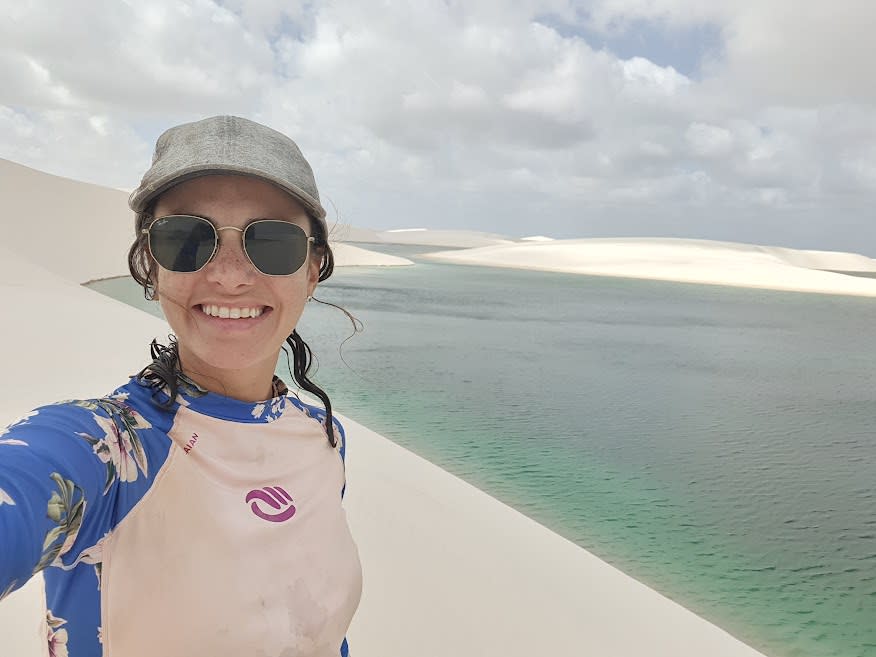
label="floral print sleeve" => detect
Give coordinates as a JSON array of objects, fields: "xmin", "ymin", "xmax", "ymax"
[{"xmin": 0, "ymin": 400, "xmax": 146, "ymax": 596}]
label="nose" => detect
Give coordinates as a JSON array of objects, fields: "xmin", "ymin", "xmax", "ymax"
[{"xmin": 203, "ymin": 226, "xmax": 258, "ymax": 287}]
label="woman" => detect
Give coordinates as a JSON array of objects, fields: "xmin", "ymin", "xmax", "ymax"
[{"xmin": 0, "ymin": 116, "xmax": 363, "ymax": 656}]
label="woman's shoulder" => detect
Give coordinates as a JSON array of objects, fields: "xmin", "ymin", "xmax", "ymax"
[
  {"xmin": 287, "ymin": 397, "xmax": 343, "ymax": 428},
  {"xmin": 1, "ymin": 380, "xmax": 170, "ymax": 450},
  {"xmin": 284, "ymin": 396, "xmax": 346, "ymax": 450},
  {"xmin": 0, "ymin": 383, "xmax": 174, "ymax": 515},
  {"xmin": 2, "ymin": 398, "xmax": 114, "ymax": 441}
]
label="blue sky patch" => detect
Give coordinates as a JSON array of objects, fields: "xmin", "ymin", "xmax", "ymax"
[{"xmin": 535, "ymin": 13, "xmax": 723, "ymax": 79}]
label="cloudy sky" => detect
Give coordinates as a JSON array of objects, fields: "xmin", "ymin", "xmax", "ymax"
[{"xmin": 2, "ymin": 1, "xmax": 875, "ymax": 252}]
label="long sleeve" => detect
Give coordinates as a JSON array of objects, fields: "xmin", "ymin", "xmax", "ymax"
[{"xmin": 0, "ymin": 400, "xmax": 144, "ymax": 601}]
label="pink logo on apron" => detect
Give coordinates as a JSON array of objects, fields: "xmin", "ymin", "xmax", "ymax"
[{"xmin": 245, "ymin": 486, "xmax": 297, "ymax": 522}]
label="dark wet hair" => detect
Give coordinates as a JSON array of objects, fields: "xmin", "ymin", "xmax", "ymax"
[{"xmin": 128, "ymin": 202, "xmax": 341, "ymax": 448}]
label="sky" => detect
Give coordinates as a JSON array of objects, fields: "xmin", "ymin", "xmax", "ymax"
[{"xmin": 2, "ymin": 0, "xmax": 875, "ymax": 253}]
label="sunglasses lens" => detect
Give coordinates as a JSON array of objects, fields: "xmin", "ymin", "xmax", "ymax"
[
  {"xmin": 245, "ymin": 221, "xmax": 310, "ymax": 275},
  {"xmin": 148, "ymin": 215, "xmax": 216, "ymax": 272}
]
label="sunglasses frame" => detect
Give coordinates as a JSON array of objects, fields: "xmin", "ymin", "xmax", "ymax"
[{"xmin": 142, "ymin": 214, "xmax": 319, "ymax": 276}]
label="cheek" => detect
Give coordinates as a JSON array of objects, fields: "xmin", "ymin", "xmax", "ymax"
[
  {"xmin": 155, "ymin": 269, "xmax": 194, "ymax": 313},
  {"xmin": 277, "ymin": 272, "xmax": 312, "ymax": 303},
  {"xmin": 155, "ymin": 269, "xmax": 171, "ymax": 300},
  {"xmin": 271, "ymin": 278, "xmax": 312, "ymax": 327}
]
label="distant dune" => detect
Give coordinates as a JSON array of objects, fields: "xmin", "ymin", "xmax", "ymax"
[
  {"xmin": 327, "ymin": 223, "xmax": 383, "ymax": 244},
  {"xmin": 8, "ymin": 157, "xmax": 873, "ymax": 299},
  {"xmin": 374, "ymin": 228, "xmax": 514, "ymax": 248},
  {"xmin": 331, "ymin": 242, "xmax": 413, "ymax": 266},
  {"xmin": 422, "ymin": 237, "xmax": 876, "ymax": 297},
  {"xmin": 520, "ymin": 235, "xmax": 555, "ymax": 242},
  {"xmin": 0, "ymin": 159, "xmax": 408, "ymax": 280}
]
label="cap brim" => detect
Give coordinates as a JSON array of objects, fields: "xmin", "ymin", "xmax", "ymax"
[{"xmin": 129, "ymin": 166, "xmax": 327, "ymax": 224}]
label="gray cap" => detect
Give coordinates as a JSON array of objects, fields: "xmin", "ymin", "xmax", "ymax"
[{"xmin": 129, "ymin": 115, "xmax": 326, "ymax": 228}]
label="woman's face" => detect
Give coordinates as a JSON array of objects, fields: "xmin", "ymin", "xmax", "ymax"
[{"xmin": 151, "ymin": 174, "xmax": 320, "ymax": 397}]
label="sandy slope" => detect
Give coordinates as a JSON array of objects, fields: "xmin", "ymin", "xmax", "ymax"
[
  {"xmin": 331, "ymin": 242, "xmax": 413, "ymax": 266},
  {"xmin": 325, "ymin": 224, "xmax": 515, "ymax": 248},
  {"xmin": 0, "ymin": 159, "xmax": 134, "ymax": 283},
  {"xmin": 424, "ymin": 237, "xmax": 876, "ymax": 297},
  {"xmin": 0, "ymin": 159, "xmax": 407, "ymax": 279},
  {"xmin": 327, "ymin": 223, "xmax": 384, "ymax": 243},
  {"xmin": 376, "ymin": 228, "xmax": 514, "ymax": 248}
]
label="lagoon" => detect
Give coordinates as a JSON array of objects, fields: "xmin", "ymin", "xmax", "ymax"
[{"xmin": 90, "ymin": 243, "xmax": 876, "ymax": 657}]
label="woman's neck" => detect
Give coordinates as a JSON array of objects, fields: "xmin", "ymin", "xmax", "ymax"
[{"xmin": 176, "ymin": 350, "xmax": 278, "ymax": 402}]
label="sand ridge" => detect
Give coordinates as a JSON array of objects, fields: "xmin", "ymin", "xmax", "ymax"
[
  {"xmin": 422, "ymin": 236, "xmax": 876, "ymax": 297},
  {"xmin": 0, "ymin": 158, "xmax": 409, "ymax": 281}
]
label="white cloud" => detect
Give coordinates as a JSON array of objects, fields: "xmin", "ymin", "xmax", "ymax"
[
  {"xmin": 685, "ymin": 123, "xmax": 734, "ymax": 159},
  {"xmin": 0, "ymin": 0, "xmax": 874, "ymax": 251},
  {"xmin": 583, "ymin": 0, "xmax": 876, "ymax": 105},
  {"xmin": 1, "ymin": 0, "xmax": 275, "ymax": 115},
  {"xmin": 621, "ymin": 57, "xmax": 690, "ymax": 97},
  {"xmin": 0, "ymin": 106, "xmax": 150, "ymax": 189}
]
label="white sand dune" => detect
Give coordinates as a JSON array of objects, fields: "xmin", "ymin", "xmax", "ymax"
[
  {"xmin": 0, "ymin": 159, "xmax": 771, "ymax": 656},
  {"xmin": 520, "ymin": 234, "xmax": 555, "ymax": 241},
  {"xmin": 305, "ymin": 221, "xmax": 515, "ymax": 250},
  {"xmin": 0, "ymin": 159, "xmax": 134, "ymax": 283},
  {"xmin": 424, "ymin": 237, "xmax": 876, "ymax": 297},
  {"xmin": 0, "ymin": 159, "xmax": 407, "ymax": 278},
  {"xmin": 376, "ymin": 228, "xmax": 514, "ymax": 248},
  {"xmin": 327, "ymin": 223, "xmax": 384, "ymax": 244},
  {"xmin": 331, "ymin": 242, "xmax": 413, "ymax": 266}
]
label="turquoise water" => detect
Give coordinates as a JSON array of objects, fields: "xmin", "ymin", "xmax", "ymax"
[{"xmin": 89, "ymin": 246, "xmax": 876, "ymax": 657}]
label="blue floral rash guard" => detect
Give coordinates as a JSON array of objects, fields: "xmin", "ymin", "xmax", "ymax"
[{"xmin": 0, "ymin": 372, "xmax": 362, "ymax": 657}]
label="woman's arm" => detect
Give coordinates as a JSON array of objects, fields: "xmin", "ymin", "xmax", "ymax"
[{"xmin": 0, "ymin": 402, "xmax": 117, "ymax": 600}]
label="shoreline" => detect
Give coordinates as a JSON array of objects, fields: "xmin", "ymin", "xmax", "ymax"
[
  {"xmin": 421, "ymin": 237, "xmax": 876, "ymax": 298},
  {"xmin": 429, "ymin": 254, "xmax": 876, "ymax": 298}
]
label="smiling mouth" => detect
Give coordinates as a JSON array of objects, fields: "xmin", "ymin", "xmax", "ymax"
[{"xmin": 199, "ymin": 304, "xmax": 268, "ymax": 319}]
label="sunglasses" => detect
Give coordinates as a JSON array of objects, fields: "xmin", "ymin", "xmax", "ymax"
[{"xmin": 142, "ymin": 214, "xmax": 318, "ymax": 276}]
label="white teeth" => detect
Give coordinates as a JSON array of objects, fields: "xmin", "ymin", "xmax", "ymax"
[{"xmin": 200, "ymin": 305, "xmax": 264, "ymax": 319}]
